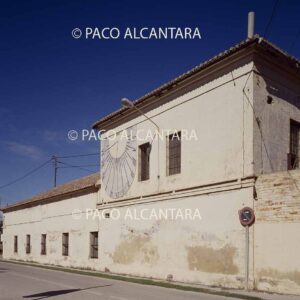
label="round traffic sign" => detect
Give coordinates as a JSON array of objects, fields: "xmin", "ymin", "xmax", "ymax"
[{"xmin": 239, "ymin": 207, "xmax": 255, "ymax": 226}]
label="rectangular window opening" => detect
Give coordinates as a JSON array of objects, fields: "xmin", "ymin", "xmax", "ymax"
[
  {"xmin": 26, "ymin": 235, "xmax": 31, "ymax": 254},
  {"xmin": 288, "ymin": 120, "xmax": 300, "ymax": 170},
  {"xmin": 139, "ymin": 142, "xmax": 151, "ymax": 181},
  {"xmin": 167, "ymin": 131, "xmax": 181, "ymax": 176},
  {"xmin": 62, "ymin": 233, "xmax": 69, "ymax": 256},
  {"xmin": 14, "ymin": 236, "xmax": 18, "ymax": 253},
  {"xmin": 41, "ymin": 234, "xmax": 46, "ymax": 255},
  {"xmin": 90, "ymin": 231, "xmax": 98, "ymax": 259}
]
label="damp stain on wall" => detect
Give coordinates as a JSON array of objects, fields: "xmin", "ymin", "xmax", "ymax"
[
  {"xmin": 112, "ymin": 235, "xmax": 159, "ymax": 265},
  {"xmin": 186, "ymin": 244, "xmax": 239, "ymax": 274},
  {"xmin": 258, "ymin": 268, "xmax": 300, "ymax": 286}
]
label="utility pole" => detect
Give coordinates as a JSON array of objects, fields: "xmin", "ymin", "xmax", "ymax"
[{"xmin": 52, "ymin": 156, "xmax": 58, "ymax": 187}]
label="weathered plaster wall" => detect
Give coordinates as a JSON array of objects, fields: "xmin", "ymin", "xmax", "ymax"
[
  {"xmin": 100, "ymin": 61, "xmax": 255, "ymax": 204},
  {"xmin": 4, "ymin": 171, "xmax": 300, "ymax": 294},
  {"xmin": 254, "ymin": 170, "xmax": 300, "ymax": 295},
  {"xmin": 253, "ymin": 56, "xmax": 300, "ymax": 175},
  {"xmin": 2, "ymin": 184, "xmax": 255, "ymax": 290},
  {"xmin": 98, "ymin": 185, "xmax": 254, "ymax": 289},
  {"xmin": 2, "ymin": 192, "xmax": 100, "ymax": 269}
]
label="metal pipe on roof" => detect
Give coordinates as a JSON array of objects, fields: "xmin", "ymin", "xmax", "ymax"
[{"xmin": 248, "ymin": 12, "xmax": 255, "ymax": 39}]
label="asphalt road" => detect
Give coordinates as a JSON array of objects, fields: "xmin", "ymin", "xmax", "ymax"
[{"xmin": 0, "ymin": 261, "xmax": 244, "ymax": 300}]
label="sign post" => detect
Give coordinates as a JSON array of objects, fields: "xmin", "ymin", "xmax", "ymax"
[
  {"xmin": 238, "ymin": 207, "xmax": 255, "ymax": 291},
  {"xmin": 245, "ymin": 225, "xmax": 249, "ymax": 290}
]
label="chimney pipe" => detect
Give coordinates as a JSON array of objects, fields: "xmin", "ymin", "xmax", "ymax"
[{"xmin": 247, "ymin": 11, "xmax": 255, "ymax": 39}]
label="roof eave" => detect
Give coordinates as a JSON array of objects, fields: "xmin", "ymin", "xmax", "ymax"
[{"xmin": 2, "ymin": 185, "xmax": 99, "ymax": 213}]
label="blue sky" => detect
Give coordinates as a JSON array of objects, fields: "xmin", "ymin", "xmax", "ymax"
[{"xmin": 1, "ymin": 0, "xmax": 300, "ymax": 206}]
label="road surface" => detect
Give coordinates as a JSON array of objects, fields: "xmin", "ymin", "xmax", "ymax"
[
  {"xmin": 0, "ymin": 261, "xmax": 297, "ymax": 300},
  {"xmin": 0, "ymin": 261, "xmax": 243, "ymax": 300}
]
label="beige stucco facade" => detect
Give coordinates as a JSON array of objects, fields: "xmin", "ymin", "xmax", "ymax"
[
  {"xmin": 98, "ymin": 59, "xmax": 255, "ymax": 204},
  {"xmin": 2, "ymin": 37, "xmax": 300, "ymax": 295},
  {"xmin": 2, "ymin": 181, "xmax": 255, "ymax": 290},
  {"xmin": 2, "ymin": 192, "xmax": 100, "ymax": 269}
]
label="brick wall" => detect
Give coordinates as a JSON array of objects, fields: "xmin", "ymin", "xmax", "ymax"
[
  {"xmin": 255, "ymin": 169, "xmax": 300, "ymax": 222},
  {"xmin": 254, "ymin": 169, "xmax": 300, "ymax": 295}
]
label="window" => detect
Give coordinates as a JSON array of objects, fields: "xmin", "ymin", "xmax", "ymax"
[
  {"xmin": 90, "ymin": 232, "xmax": 98, "ymax": 259},
  {"xmin": 14, "ymin": 236, "xmax": 18, "ymax": 253},
  {"xmin": 26, "ymin": 235, "xmax": 31, "ymax": 254},
  {"xmin": 139, "ymin": 142, "xmax": 151, "ymax": 181},
  {"xmin": 62, "ymin": 233, "xmax": 69, "ymax": 256},
  {"xmin": 167, "ymin": 131, "xmax": 181, "ymax": 175},
  {"xmin": 288, "ymin": 120, "xmax": 300, "ymax": 170},
  {"xmin": 41, "ymin": 234, "xmax": 46, "ymax": 255}
]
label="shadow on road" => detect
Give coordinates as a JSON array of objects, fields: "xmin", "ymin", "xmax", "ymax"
[{"xmin": 23, "ymin": 284, "xmax": 112, "ymax": 299}]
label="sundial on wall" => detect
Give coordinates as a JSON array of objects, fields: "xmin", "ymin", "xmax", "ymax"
[{"xmin": 101, "ymin": 126, "xmax": 137, "ymax": 198}]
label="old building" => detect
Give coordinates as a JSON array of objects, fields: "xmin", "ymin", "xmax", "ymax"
[
  {"xmin": 2, "ymin": 174, "xmax": 100, "ymax": 268},
  {"xmin": 2, "ymin": 35, "xmax": 300, "ymax": 295}
]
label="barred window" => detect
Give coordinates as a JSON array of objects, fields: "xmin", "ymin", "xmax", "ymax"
[
  {"xmin": 14, "ymin": 236, "xmax": 18, "ymax": 253},
  {"xmin": 139, "ymin": 142, "xmax": 151, "ymax": 181},
  {"xmin": 90, "ymin": 232, "xmax": 98, "ymax": 259},
  {"xmin": 26, "ymin": 235, "xmax": 31, "ymax": 254},
  {"xmin": 288, "ymin": 120, "xmax": 300, "ymax": 170},
  {"xmin": 62, "ymin": 233, "xmax": 69, "ymax": 256},
  {"xmin": 167, "ymin": 131, "xmax": 181, "ymax": 175},
  {"xmin": 41, "ymin": 234, "xmax": 46, "ymax": 255}
]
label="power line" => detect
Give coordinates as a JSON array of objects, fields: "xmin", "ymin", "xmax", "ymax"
[
  {"xmin": 58, "ymin": 164, "xmax": 99, "ymax": 168},
  {"xmin": 58, "ymin": 161, "xmax": 98, "ymax": 174},
  {"xmin": 263, "ymin": 0, "xmax": 280, "ymax": 38},
  {"xmin": 0, "ymin": 151, "xmax": 100, "ymax": 191},
  {"xmin": 56, "ymin": 153, "xmax": 100, "ymax": 159},
  {"xmin": 242, "ymin": 69, "xmax": 274, "ymax": 172},
  {"xmin": 289, "ymin": 29, "xmax": 300, "ymax": 52},
  {"xmin": 52, "ymin": 152, "xmax": 99, "ymax": 186},
  {"xmin": 0, "ymin": 159, "xmax": 52, "ymax": 190}
]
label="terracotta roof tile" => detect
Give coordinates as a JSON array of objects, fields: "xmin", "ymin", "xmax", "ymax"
[{"xmin": 1, "ymin": 173, "xmax": 100, "ymax": 212}]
